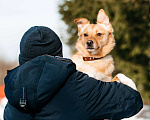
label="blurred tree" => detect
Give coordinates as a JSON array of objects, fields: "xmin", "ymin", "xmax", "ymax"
[{"xmin": 59, "ymin": 0, "xmax": 150, "ymax": 103}]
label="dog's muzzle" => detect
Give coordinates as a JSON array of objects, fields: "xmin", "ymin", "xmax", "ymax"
[{"xmin": 86, "ymin": 40, "xmax": 94, "ymax": 49}]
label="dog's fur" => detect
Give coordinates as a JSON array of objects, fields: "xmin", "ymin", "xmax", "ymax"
[{"xmin": 71, "ymin": 9, "xmax": 115, "ymax": 82}]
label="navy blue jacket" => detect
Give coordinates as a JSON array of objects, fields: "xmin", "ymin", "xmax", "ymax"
[{"xmin": 4, "ymin": 55, "xmax": 143, "ymax": 120}]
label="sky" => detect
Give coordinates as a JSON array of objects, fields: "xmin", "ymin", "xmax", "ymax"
[{"xmin": 0, "ymin": 0, "xmax": 71, "ymax": 63}]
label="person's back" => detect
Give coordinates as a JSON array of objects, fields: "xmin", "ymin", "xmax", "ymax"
[{"xmin": 4, "ymin": 26, "xmax": 143, "ymax": 120}]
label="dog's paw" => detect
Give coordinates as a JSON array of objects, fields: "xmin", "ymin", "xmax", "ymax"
[{"xmin": 116, "ymin": 73, "xmax": 137, "ymax": 91}]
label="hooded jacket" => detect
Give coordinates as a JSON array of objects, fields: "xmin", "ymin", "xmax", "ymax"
[{"xmin": 4, "ymin": 55, "xmax": 143, "ymax": 120}]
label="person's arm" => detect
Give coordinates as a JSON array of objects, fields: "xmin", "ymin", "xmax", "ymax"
[
  {"xmin": 74, "ymin": 71, "xmax": 143, "ymax": 120},
  {"xmin": 114, "ymin": 73, "xmax": 137, "ymax": 91}
]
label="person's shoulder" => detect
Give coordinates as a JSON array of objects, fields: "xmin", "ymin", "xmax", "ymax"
[
  {"xmin": 30, "ymin": 55, "xmax": 76, "ymax": 72},
  {"xmin": 32, "ymin": 55, "xmax": 73, "ymax": 64}
]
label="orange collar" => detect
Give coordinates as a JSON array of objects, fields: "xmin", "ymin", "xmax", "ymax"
[{"xmin": 83, "ymin": 56, "xmax": 104, "ymax": 61}]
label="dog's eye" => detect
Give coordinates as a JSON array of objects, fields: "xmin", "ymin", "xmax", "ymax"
[
  {"xmin": 97, "ymin": 33, "xmax": 102, "ymax": 36},
  {"xmin": 84, "ymin": 33, "xmax": 88, "ymax": 37}
]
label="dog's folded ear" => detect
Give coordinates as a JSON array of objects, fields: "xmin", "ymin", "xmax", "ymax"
[
  {"xmin": 74, "ymin": 18, "xmax": 90, "ymax": 35},
  {"xmin": 97, "ymin": 9, "xmax": 114, "ymax": 32},
  {"xmin": 74, "ymin": 18, "xmax": 89, "ymax": 25}
]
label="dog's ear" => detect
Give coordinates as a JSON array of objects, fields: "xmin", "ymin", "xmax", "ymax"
[
  {"xmin": 74, "ymin": 18, "xmax": 90, "ymax": 35},
  {"xmin": 97, "ymin": 9, "xmax": 113, "ymax": 32}
]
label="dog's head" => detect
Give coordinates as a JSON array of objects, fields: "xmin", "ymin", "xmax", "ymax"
[{"xmin": 74, "ymin": 9, "xmax": 115, "ymax": 57}]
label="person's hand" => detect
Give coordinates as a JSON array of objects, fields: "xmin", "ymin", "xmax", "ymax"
[{"xmin": 112, "ymin": 73, "xmax": 137, "ymax": 91}]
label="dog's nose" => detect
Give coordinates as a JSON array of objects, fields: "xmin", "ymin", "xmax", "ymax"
[{"xmin": 87, "ymin": 40, "xmax": 93, "ymax": 46}]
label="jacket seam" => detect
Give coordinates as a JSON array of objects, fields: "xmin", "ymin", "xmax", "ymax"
[{"xmin": 34, "ymin": 62, "xmax": 46, "ymax": 107}]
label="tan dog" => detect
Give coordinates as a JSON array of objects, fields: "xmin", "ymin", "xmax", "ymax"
[{"xmin": 71, "ymin": 9, "xmax": 115, "ymax": 82}]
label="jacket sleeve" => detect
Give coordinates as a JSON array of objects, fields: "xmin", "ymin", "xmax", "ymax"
[{"xmin": 74, "ymin": 71, "xmax": 143, "ymax": 120}]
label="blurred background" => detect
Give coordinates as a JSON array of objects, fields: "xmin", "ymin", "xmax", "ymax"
[{"xmin": 0, "ymin": 0, "xmax": 149, "ymax": 120}]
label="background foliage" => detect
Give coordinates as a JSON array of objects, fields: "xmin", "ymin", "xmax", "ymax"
[{"xmin": 59, "ymin": 0, "xmax": 150, "ymax": 103}]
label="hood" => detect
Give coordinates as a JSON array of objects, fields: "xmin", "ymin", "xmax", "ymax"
[{"xmin": 4, "ymin": 55, "xmax": 76, "ymax": 112}]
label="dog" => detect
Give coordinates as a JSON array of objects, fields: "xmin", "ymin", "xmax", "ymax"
[{"xmin": 71, "ymin": 9, "xmax": 115, "ymax": 82}]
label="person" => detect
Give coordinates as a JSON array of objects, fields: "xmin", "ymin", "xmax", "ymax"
[{"xmin": 4, "ymin": 26, "xmax": 143, "ymax": 120}]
